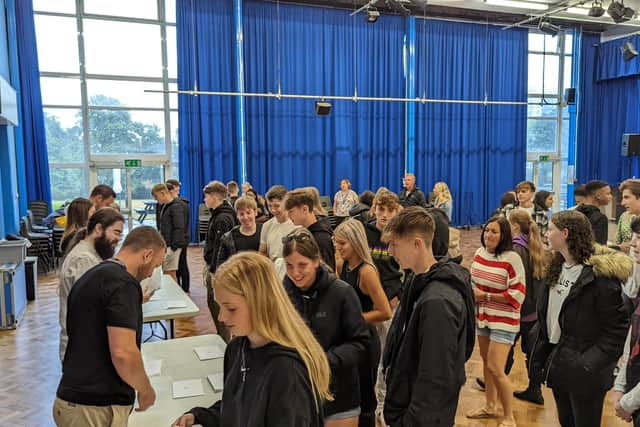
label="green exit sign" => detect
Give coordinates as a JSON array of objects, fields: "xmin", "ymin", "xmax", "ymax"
[
  {"xmin": 539, "ymin": 155, "xmax": 549, "ymax": 162},
  {"xmin": 124, "ymin": 159, "xmax": 142, "ymax": 168}
]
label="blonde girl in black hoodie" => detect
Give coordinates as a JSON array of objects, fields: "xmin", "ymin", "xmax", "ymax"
[{"xmin": 171, "ymin": 252, "xmax": 331, "ymax": 427}]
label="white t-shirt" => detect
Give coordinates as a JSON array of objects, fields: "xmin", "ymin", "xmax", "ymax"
[
  {"xmin": 260, "ymin": 217, "xmax": 297, "ymax": 261},
  {"xmin": 547, "ymin": 263, "xmax": 584, "ymax": 344},
  {"xmin": 520, "ymin": 206, "xmax": 535, "ymax": 217}
]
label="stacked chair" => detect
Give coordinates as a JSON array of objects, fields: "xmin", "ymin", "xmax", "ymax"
[
  {"xmin": 27, "ymin": 200, "xmax": 49, "ymax": 226},
  {"xmin": 20, "ymin": 214, "xmax": 54, "ymax": 273}
]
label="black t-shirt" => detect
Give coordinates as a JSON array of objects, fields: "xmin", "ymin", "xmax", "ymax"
[
  {"xmin": 232, "ymin": 223, "xmax": 262, "ymax": 252},
  {"xmin": 57, "ymin": 260, "xmax": 143, "ymax": 406}
]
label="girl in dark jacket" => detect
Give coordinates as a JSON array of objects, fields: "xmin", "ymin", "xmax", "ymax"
[
  {"xmin": 171, "ymin": 252, "xmax": 331, "ymax": 427},
  {"xmin": 530, "ymin": 210, "xmax": 631, "ymax": 427},
  {"xmin": 283, "ymin": 228, "xmax": 370, "ymax": 427}
]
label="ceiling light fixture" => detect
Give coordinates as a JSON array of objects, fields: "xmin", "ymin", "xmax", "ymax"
[
  {"xmin": 608, "ymin": 0, "xmax": 634, "ymax": 23},
  {"xmin": 485, "ymin": 0, "xmax": 549, "ymax": 11},
  {"xmin": 588, "ymin": 0, "xmax": 605, "ymax": 17},
  {"xmin": 538, "ymin": 19, "xmax": 560, "ymax": 37},
  {"xmin": 367, "ymin": 7, "xmax": 380, "ymax": 23}
]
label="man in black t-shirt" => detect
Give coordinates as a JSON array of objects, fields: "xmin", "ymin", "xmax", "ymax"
[{"xmin": 54, "ymin": 226, "xmax": 166, "ymax": 427}]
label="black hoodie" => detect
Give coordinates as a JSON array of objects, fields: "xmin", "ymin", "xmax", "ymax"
[
  {"xmin": 284, "ymin": 265, "xmax": 369, "ymax": 416},
  {"xmin": 576, "ymin": 204, "xmax": 609, "ymax": 244},
  {"xmin": 188, "ymin": 337, "xmax": 323, "ymax": 427},
  {"xmin": 157, "ymin": 198, "xmax": 189, "ymax": 250},
  {"xmin": 383, "ymin": 260, "xmax": 475, "ymax": 427},
  {"xmin": 203, "ymin": 201, "xmax": 237, "ymax": 272},
  {"xmin": 307, "ymin": 220, "xmax": 336, "ymax": 271}
]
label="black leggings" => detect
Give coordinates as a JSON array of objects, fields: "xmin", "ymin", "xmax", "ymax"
[
  {"xmin": 359, "ymin": 324, "xmax": 381, "ymax": 427},
  {"xmin": 552, "ymin": 388, "xmax": 606, "ymax": 427},
  {"xmin": 505, "ymin": 320, "xmax": 537, "ymax": 385}
]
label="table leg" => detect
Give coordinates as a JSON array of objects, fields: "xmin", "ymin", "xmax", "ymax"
[{"xmin": 170, "ymin": 319, "xmax": 174, "ymax": 339}]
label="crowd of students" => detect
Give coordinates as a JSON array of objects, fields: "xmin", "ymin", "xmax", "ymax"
[{"xmin": 50, "ymin": 174, "xmax": 640, "ymax": 427}]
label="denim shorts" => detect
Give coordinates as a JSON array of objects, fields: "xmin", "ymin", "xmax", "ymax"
[
  {"xmin": 477, "ymin": 326, "xmax": 517, "ymax": 345},
  {"xmin": 325, "ymin": 407, "xmax": 361, "ymax": 420}
]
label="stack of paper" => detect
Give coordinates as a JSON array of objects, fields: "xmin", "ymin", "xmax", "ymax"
[
  {"xmin": 165, "ymin": 300, "xmax": 188, "ymax": 309},
  {"xmin": 194, "ymin": 345, "xmax": 225, "ymax": 361}
]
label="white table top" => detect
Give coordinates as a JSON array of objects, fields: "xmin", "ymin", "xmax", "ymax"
[
  {"xmin": 129, "ymin": 334, "xmax": 225, "ymax": 427},
  {"xmin": 143, "ymin": 275, "xmax": 200, "ymax": 323}
]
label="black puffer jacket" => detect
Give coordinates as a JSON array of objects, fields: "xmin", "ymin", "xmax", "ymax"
[
  {"xmin": 203, "ymin": 202, "xmax": 236, "ymax": 272},
  {"xmin": 284, "ymin": 265, "xmax": 369, "ymax": 417},
  {"xmin": 530, "ymin": 246, "xmax": 632, "ymax": 392},
  {"xmin": 157, "ymin": 198, "xmax": 188, "ymax": 250},
  {"xmin": 383, "ymin": 260, "xmax": 475, "ymax": 426}
]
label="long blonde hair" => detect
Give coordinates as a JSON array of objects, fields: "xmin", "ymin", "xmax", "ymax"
[
  {"xmin": 334, "ymin": 219, "xmax": 377, "ymax": 272},
  {"xmin": 213, "ymin": 252, "xmax": 332, "ymax": 404},
  {"xmin": 434, "ymin": 182, "xmax": 452, "ymax": 205},
  {"xmin": 508, "ymin": 209, "xmax": 547, "ymax": 280}
]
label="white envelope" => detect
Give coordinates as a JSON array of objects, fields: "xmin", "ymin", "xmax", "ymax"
[
  {"xmin": 172, "ymin": 379, "xmax": 204, "ymax": 399},
  {"xmin": 144, "ymin": 359, "xmax": 162, "ymax": 377},
  {"xmin": 165, "ymin": 300, "xmax": 188, "ymax": 309},
  {"xmin": 207, "ymin": 373, "xmax": 224, "ymax": 392},
  {"xmin": 194, "ymin": 345, "xmax": 225, "ymax": 361}
]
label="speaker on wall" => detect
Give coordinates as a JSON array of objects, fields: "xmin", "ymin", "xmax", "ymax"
[
  {"xmin": 564, "ymin": 88, "xmax": 576, "ymax": 105},
  {"xmin": 621, "ymin": 134, "xmax": 640, "ymax": 157}
]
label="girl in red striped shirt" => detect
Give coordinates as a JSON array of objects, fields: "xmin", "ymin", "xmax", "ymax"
[{"xmin": 467, "ymin": 216, "xmax": 526, "ymax": 427}]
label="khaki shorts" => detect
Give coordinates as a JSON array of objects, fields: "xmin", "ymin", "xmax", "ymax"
[
  {"xmin": 163, "ymin": 247, "xmax": 182, "ymax": 271},
  {"xmin": 53, "ymin": 397, "xmax": 132, "ymax": 427}
]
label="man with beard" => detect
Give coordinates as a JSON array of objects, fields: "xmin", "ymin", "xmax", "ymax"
[
  {"xmin": 58, "ymin": 207, "xmax": 125, "ymax": 361},
  {"xmin": 54, "ymin": 226, "xmax": 166, "ymax": 427}
]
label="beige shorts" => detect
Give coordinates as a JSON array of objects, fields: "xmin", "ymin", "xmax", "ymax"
[
  {"xmin": 53, "ymin": 397, "xmax": 132, "ymax": 427},
  {"xmin": 163, "ymin": 247, "xmax": 182, "ymax": 272}
]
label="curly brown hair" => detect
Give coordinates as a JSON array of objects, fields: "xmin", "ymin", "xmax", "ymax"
[{"xmin": 546, "ymin": 210, "xmax": 594, "ymax": 285}]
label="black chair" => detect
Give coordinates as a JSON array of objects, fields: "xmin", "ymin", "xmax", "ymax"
[
  {"xmin": 28, "ymin": 201, "xmax": 49, "ymax": 226},
  {"xmin": 20, "ymin": 216, "xmax": 53, "ymax": 273},
  {"xmin": 198, "ymin": 203, "xmax": 211, "ymax": 243},
  {"xmin": 27, "ymin": 209, "xmax": 51, "ymax": 233}
]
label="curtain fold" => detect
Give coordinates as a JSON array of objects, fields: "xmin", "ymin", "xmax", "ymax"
[
  {"xmin": 597, "ymin": 34, "xmax": 640, "ymax": 81},
  {"xmin": 414, "ymin": 20, "xmax": 528, "ymax": 225},
  {"xmin": 177, "ymin": 0, "xmax": 237, "ymax": 239},
  {"xmin": 577, "ymin": 33, "xmax": 639, "ymax": 185},
  {"xmin": 16, "ymin": 0, "xmax": 51, "ymax": 207},
  {"xmin": 242, "ymin": 1, "xmax": 405, "ymax": 196}
]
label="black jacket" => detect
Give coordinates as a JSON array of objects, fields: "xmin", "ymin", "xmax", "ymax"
[
  {"xmin": 188, "ymin": 337, "xmax": 322, "ymax": 427},
  {"xmin": 576, "ymin": 204, "xmax": 609, "ymax": 245},
  {"xmin": 307, "ymin": 220, "xmax": 336, "ymax": 271},
  {"xmin": 157, "ymin": 199, "xmax": 188, "ymax": 250},
  {"xmin": 383, "ymin": 260, "xmax": 475, "ymax": 427},
  {"xmin": 398, "ymin": 187, "xmax": 427, "ymax": 208},
  {"xmin": 426, "ymin": 207, "xmax": 450, "ymax": 260},
  {"xmin": 215, "ymin": 224, "xmax": 263, "ymax": 270},
  {"xmin": 284, "ymin": 266, "xmax": 369, "ymax": 416},
  {"xmin": 348, "ymin": 203, "xmax": 371, "ymax": 224},
  {"xmin": 203, "ymin": 202, "xmax": 236, "ymax": 272},
  {"xmin": 365, "ymin": 220, "xmax": 403, "ymax": 301},
  {"xmin": 530, "ymin": 246, "xmax": 632, "ymax": 392}
]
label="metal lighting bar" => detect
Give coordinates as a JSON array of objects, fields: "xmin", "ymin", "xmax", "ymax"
[
  {"xmin": 147, "ymin": 89, "xmax": 528, "ymax": 105},
  {"xmin": 503, "ymin": 0, "xmax": 586, "ymax": 30}
]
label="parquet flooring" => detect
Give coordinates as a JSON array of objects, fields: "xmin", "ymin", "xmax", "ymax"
[{"xmin": 0, "ymin": 233, "xmax": 628, "ymax": 426}]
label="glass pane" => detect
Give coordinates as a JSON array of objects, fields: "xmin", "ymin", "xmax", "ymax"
[
  {"xmin": 84, "ymin": 20, "xmax": 162, "ymax": 77},
  {"xmin": 172, "ymin": 163, "xmax": 179, "ymax": 181},
  {"xmin": 169, "ymin": 83, "xmax": 178, "ymax": 109},
  {"xmin": 544, "ymin": 35, "xmax": 561, "ymax": 54},
  {"xmin": 165, "ymin": 0, "xmax": 176, "ymax": 23},
  {"xmin": 527, "ymin": 97, "xmax": 558, "ymax": 117},
  {"xmin": 528, "ymin": 54, "xmax": 559, "ymax": 95},
  {"xmin": 526, "ymin": 162, "xmax": 534, "ymax": 183},
  {"xmin": 563, "ymin": 56, "xmax": 573, "ymax": 92},
  {"xmin": 44, "ymin": 108, "xmax": 84, "ymax": 163},
  {"xmin": 89, "ymin": 109, "xmax": 166, "ymax": 154},
  {"xmin": 166, "ymin": 26, "xmax": 177, "ymax": 79},
  {"xmin": 34, "ymin": 15, "xmax": 79, "ymax": 73},
  {"xmin": 170, "ymin": 111, "xmax": 178, "ymax": 162},
  {"xmin": 131, "ymin": 166, "xmax": 165, "ymax": 215},
  {"xmin": 561, "ymin": 118, "xmax": 570, "ymax": 156},
  {"xmin": 529, "ymin": 33, "xmax": 545, "ymax": 51},
  {"xmin": 560, "ymin": 159, "xmax": 568, "ymax": 210},
  {"xmin": 537, "ymin": 161, "xmax": 554, "ymax": 191},
  {"xmin": 97, "ymin": 168, "xmax": 129, "ymax": 210},
  {"xmin": 87, "ymin": 80, "xmax": 165, "ymax": 108},
  {"xmin": 565, "ymin": 33, "xmax": 573, "ymax": 55},
  {"xmin": 84, "ymin": 0, "xmax": 158, "ymax": 19},
  {"xmin": 527, "ymin": 119, "xmax": 557, "ymax": 152},
  {"xmin": 50, "ymin": 168, "xmax": 86, "ymax": 207},
  {"xmin": 33, "ymin": 0, "xmax": 75, "ymax": 13},
  {"xmin": 40, "ymin": 77, "xmax": 81, "ymax": 106}
]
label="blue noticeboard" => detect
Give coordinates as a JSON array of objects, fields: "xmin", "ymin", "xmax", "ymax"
[{"xmin": 1, "ymin": 262, "xmax": 26, "ymax": 329}]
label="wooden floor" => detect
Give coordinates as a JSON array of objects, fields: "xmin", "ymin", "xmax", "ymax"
[{"xmin": 0, "ymin": 229, "xmax": 627, "ymax": 426}]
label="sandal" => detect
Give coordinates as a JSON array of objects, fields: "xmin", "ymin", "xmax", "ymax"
[
  {"xmin": 466, "ymin": 406, "xmax": 498, "ymax": 419},
  {"xmin": 498, "ymin": 417, "xmax": 517, "ymax": 427}
]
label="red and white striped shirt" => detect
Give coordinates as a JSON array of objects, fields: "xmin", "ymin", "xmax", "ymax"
[{"xmin": 471, "ymin": 247, "xmax": 526, "ymax": 333}]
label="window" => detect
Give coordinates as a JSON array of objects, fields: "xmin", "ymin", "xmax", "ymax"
[{"xmin": 36, "ymin": 1, "xmax": 177, "ymax": 203}]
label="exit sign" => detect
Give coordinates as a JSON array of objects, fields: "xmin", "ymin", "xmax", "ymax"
[
  {"xmin": 539, "ymin": 155, "xmax": 549, "ymax": 162},
  {"xmin": 124, "ymin": 159, "xmax": 142, "ymax": 168}
]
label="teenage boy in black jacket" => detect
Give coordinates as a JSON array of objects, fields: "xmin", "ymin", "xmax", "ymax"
[
  {"xmin": 167, "ymin": 179, "xmax": 191, "ymax": 292},
  {"xmin": 285, "ymin": 188, "xmax": 336, "ymax": 271},
  {"xmin": 152, "ymin": 183, "xmax": 188, "ymax": 282},
  {"xmin": 576, "ymin": 180, "xmax": 613, "ymax": 245},
  {"xmin": 202, "ymin": 181, "xmax": 236, "ymax": 342},
  {"xmin": 382, "ymin": 207, "xmax": 476, "ymax": 426}
]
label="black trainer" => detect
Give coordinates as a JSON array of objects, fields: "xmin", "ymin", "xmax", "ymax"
[{"xmin": 514, "ymin": 386, "xmax": 544, "ymax": 405}]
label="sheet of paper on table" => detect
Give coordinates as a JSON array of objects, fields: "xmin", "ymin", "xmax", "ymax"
[
  {"xmin": 194, "ymin": 345, "xmax": 225, "ymax": 361},
  {"xmin": 172, "ymin": 379, "xmax": 204, "ymax": 399}
]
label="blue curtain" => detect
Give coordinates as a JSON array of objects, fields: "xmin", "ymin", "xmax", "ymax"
[
  {"xmin": 177, "ymin": 0, "xmax": 237, "ymax": 239},
  {"xmin": 15, "ymin": 0, "xmax": 51, "ymax": 207},
  {"xmin": 242, "ymin": 1, "xmax": 405, "ymax": 196},
  {"xmin": 414, "ymin": 20, "xmax": 528, "ymax": 225},
  {"xmin": 597, "ymin": 34, "xmax": 640, "ymax": 81},
  {"xmin": 577, "ymin": 33, "xmax": 639, "ymax": 184}
]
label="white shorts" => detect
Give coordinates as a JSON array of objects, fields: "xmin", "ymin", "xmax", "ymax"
[{"xmin": 163, "ymin": 247, "xmax": 182, "ymax": 272}]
